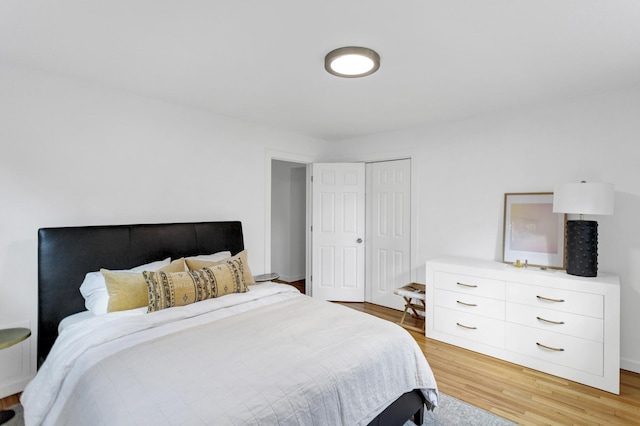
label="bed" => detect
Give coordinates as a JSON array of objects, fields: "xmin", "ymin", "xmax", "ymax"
[{"xmin": 23, "ymin": 221, "xmax": 438, "ymax": 425}]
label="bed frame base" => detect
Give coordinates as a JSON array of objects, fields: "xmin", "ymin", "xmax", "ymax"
[{"xmin": 367, "ymin": 389, "xmax": 425, "ymax": 426}]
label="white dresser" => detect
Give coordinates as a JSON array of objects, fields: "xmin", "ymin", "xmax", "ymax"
[{"xmin": 425, "ymin": 256, "xmax": 620, "ymax": 394}]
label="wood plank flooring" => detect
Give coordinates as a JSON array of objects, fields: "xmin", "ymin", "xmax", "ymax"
[
  {"xmin": 338, "ymin": 301, "xmax": 640, "ymax": 426},
  {"xmin": 0, "ymin": 392, "xmax": 20, "ymax": 411},
  {"xmin": 3, "ymin": 295, "xmax": 639, "ymax": 425}
]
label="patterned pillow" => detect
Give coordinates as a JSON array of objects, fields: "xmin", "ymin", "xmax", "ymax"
[
  {"xmin": 102, "ymin": 258, "xmax": 186, "ymax": 313},
  {"xmin": 185, "ymin": 250, "xmax": 257, "ymax": 285},
  {"xmin": 143, "ymin": 262, "xmax": 249, "ymax": 312}
]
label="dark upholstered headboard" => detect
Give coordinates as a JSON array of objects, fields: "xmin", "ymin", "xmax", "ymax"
[{"xmin": 37, "ymin": 221, "xmax": 245, "ymax": 366}]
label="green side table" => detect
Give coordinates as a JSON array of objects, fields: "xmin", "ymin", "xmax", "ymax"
[
  {"xmin": 253, "ymin": 272, "xmax": 280, "ymax": 282},
  {"xmin": 0, "ymin": 328, "xmax": 31, "ymax": 425}
]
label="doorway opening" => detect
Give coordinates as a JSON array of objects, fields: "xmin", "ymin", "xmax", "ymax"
[{"xmin": 270, "ymin": 159, "xmax": 307, "ymax": 293}]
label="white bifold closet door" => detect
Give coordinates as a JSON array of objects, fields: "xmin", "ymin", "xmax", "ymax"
[
  {"xmin": 367, "ymin": 159, "xmax": 411, "ymax": 311},
  {"xmin": 311, "ymin": 163, "xmax": 365, "ymax": 302}
]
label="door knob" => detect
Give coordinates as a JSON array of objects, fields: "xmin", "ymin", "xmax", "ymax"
[{"xmin": 356, "ymin": 238, "xmax": 363, "ymax": 244}]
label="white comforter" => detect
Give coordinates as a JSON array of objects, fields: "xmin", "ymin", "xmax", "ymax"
[{"xmin": 22, "ymin": 283, "xmax": 438, "ymax": 425}]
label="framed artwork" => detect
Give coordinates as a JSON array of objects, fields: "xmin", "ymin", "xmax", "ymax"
[{"xmin": 502, "ymin": 192, "xmax": 566, "ymax": 269}]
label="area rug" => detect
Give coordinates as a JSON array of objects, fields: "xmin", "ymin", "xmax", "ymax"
[
  {"xmin": 3, "ymin": 404, "xmax": 23, "ymax": 426},
  {"xmin": 416, "ymin": 392, "xmax": 515, "ymax": 426},
  {"xmin": 7, "ymin": 392, "xmax": 515, "ymax": 425}
]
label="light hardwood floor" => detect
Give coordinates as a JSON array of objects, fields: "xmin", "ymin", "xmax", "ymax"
[
  {"xmin": 339, "ymin": 301, "xmax": 640, "ymax": 426},
  {"xmin": 0, "ymin": 392, "xmax": 20, "ymax": 412},
  {"xmin": 3, "ymin": 298, "xmax": 639, "ymax": 425}
]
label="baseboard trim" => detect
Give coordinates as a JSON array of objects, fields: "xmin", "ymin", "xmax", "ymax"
[
  {"xmin": 0, "ymin": 376, "xmax": 31, "ymax": 400},
  {"xmin": 621, "ymin": 357, "xmax": 640, "ymax": 374}
]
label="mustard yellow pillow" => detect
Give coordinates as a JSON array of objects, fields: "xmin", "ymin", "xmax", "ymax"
[
  {"xmin": 185, "ymin": 250, "xmax": 256, "ymax": 285},
  {"xmin": 102, "ymin": 258, "xmax": 186, "ymax": 313},
  {"xmin": 143, "ymin": 263, "xmax": 249, "ymax": 312}
]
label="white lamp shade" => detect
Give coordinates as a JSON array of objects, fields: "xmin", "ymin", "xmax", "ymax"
[{"xmin": 553, "ymin": 182, "xmax": 615, "ymax": 215}]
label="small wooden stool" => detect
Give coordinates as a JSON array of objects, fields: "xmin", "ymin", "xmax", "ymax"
[{"xmin": 394, "ymin": 283, "xmax": 426, "ymax": 333}]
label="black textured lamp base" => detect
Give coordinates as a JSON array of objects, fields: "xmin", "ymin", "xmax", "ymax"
[{"xmin": 566, "ymin": 220, "xmax": 598, "ymax": 277}]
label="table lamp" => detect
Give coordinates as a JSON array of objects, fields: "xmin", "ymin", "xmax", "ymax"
[{"xmin": 552, "ymin": 181, "xmax": 614, "ymax": 277}]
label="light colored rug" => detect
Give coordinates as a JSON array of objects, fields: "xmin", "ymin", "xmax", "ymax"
[
  {"xmin": 7, "ymin": 392, "xmax": 515, "ymax": 425},
  {"xmin": 3, "ymin": 405, "xmax": 23, "ymax": 426},
  {"xmin": 418, "ymin": 392, "xmax": 515, "ymax": 426}
]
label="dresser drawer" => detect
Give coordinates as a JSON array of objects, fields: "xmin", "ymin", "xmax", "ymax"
[
  {"xmin": 435, "ymin": 289, "xmax": 505, "ymax": 320},
  {"xmin": 506, "ymin": 302, "xmax": 603, "ymax": 342},
  {"xmin": 506, "ymin": 323, "xmax": 603, "ymax": 376},
  {"xmin": 433, "ymin": 306, "xmax": 505, "ymax": 348},
  {"xmin": 435, "ymin": 272, "xmax": 505, "ymax": 300},
  {"xmin": 506, "ymin": 282, "xmax": 603, "ymax": 318}
]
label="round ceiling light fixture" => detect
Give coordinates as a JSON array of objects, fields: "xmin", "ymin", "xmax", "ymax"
[{"xmin": 324, "ymin": 46, "xmax": 380, "ymax": 78}]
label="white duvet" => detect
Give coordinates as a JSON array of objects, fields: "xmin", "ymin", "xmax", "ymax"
[{"xmin": 22, "ymin": 283, "xmax": 438, "ymax": 425}]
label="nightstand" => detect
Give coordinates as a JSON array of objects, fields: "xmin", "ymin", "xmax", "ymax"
[
  {"xmin": 253, "ymin": 273, "xmax": 280, "ymax": 282},
  {"xmin": 0, "ymin": 328, "xmax": 31, "ymax": 425}
]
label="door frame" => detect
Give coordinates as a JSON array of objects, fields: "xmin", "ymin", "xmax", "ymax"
[
  {"xmin": 265, "ymin": 150, "xmax": 418, "ymax": 302},
  {"xmin": 265, "ymin": 150, "xmax": 315, "ymax": 294}
]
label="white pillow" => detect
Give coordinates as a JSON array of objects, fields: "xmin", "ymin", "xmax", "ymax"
[
  {"xmin": 186, "ymin": 251, "xmax": 232, "ymax": 262},
  {"xmin": 79, "ymin": 258, "xmax": 170, "ymax": 315}
]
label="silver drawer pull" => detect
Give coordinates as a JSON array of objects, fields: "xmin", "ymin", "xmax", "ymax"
[
  {"xmin": 536, "ymin": 295, "xmax": 565, "ymax": 303},
  {"xmin": 457, "ymin": 282, "xmax": 478, "ymax": 288},
  {"xmin": 457, "ymin": 300, "xmax": 477, "ymax": 307},
  {"xmin": 536, "ymin": 316, "xmax": 565, "ymax": 325},
  {"xmin": 536, "ymin": 342, "xmax": 565, "ymax": 352},
  {"xmin": 456, "ymin": 322, "xmax": 477, "ymax": 330}
]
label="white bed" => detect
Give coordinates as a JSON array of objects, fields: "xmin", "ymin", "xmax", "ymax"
[
  {"xmin": 24, "ymin": 283, "xmax": 437, "ymax": 425},
  {"xmin": 31, "ymin": 222, "xmax": 438, "ymax": 425}
]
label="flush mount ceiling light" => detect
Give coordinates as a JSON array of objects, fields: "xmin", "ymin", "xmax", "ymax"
[{"xmin": 324, "ymin": 46, "xmax": 380, "ymax": 78}]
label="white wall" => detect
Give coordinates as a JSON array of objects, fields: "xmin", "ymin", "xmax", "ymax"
[
  {"xmin": 271, "ymin": 160, "xmax": 306, "ymax": 282},
  {"xmin": 0, "ymin": 64, "xmax": 329, "ymax": 397},
  {"xmin": 2, "ymin": 60, "xmax": 639, "ymax": 397},
  {"xmin": 336, "ymin": 87, "xmax": 640, "ymax": 374}
]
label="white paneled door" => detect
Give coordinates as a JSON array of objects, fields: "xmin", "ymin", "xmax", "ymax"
[
  {"xmin": 367, "ymin": 159, "xmax": 411, "ymax": 310},
  {"xmin": 311, "ymin": 163, "xmax": 365, "ymax": 301}
]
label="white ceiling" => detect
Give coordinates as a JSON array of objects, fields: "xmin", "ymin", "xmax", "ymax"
[{"xmin": 2, "ymin": 0, "xmax": 640, "ymax": 141}]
